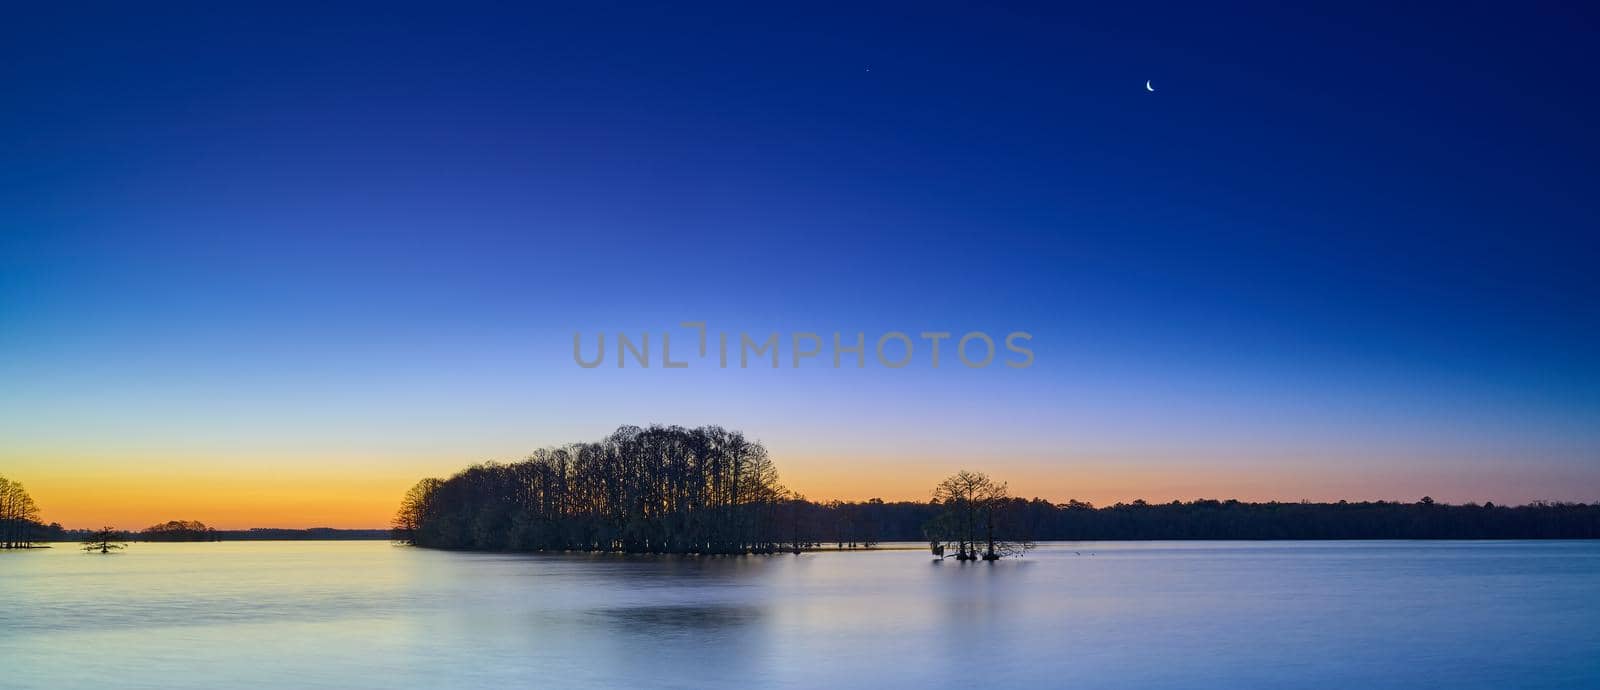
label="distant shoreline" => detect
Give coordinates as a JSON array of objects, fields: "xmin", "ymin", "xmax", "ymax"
[
  {"xmin": 23, "ymin": 528, "xmax": 392, "ymax": 543},
  {"xmin": 17, "ymin": 537, "xmax": 1600, "ymax": 549}
]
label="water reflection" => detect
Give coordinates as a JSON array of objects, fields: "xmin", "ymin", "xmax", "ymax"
[
  {"xmin": 592, "ymin": 603, "xmax": 763, "ymax": 629},
  {"xmin": 3, "ymin": 541, "xmax": 1597, "ymax": 689}
]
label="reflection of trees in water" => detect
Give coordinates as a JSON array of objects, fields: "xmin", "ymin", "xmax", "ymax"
[
  {"xmin": 591, "ymin": 603, "xmax": 764, "ymax": 631},
  {"xmin": 583, "ymin": 600, "xmax": 773, "ymax": 686}
]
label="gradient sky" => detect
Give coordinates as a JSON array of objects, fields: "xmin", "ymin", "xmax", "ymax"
[{"xmin": 3, "ymin": 3, "xmax": 1597, "ymax": 528}]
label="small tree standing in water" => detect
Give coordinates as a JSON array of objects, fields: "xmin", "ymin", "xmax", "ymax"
[
  {"xmin": 926, "ymin": 471, "xmax": 1034, "ymax": 560},
  {"xmin": 82, "ymin": 527, "xmax": 127, "ymax": 554}
]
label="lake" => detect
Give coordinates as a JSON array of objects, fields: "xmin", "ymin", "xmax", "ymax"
[{"xmin": 2, "ymin": 540, "xmax": 1597, "ymax": 689}]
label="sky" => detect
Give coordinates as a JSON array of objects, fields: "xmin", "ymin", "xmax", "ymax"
[{"xmin": 2, "ymin": 3, "xmax": 1597, "ymax": 528}]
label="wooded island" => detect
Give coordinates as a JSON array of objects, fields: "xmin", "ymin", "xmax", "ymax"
[{"xmin": 390, "ymin": 425, "xmax": 1600, "ymax": 555}]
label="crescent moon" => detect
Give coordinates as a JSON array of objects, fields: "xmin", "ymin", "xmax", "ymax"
[{"xmin": 1146, "ymin": 80, "xmax": 1155, "ymax": 92}]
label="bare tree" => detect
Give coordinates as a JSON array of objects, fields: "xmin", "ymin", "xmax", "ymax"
[
  {"xmin": 926, "ymin": 470, "xmax": 1034, "ymax": 560},
  {"xmin": 391, "ymin": 477, "xmax": 444, "ymax": 544},
  {"xmin": 0, "ymin": 475, "xmax": 43, "ymax": 549},
  {"xmin": 82, "ymin": 527, "xmax": 127, "ymax": 554}
]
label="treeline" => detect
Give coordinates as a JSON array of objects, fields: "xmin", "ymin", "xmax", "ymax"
[
  {"xmin": 1021, "ymin": 497, "xmax": 1600, "ymax": 540},
  {"xmin": 140, "ymin": 520, "xmax": 219, "ymax": 541},
  {"xmin": 1, "ymin": 475, "xmax": 59, "ymax": 548},
  {"xmin": 131, "ymin": 525, "xmax": 389, "ymax": 541},
  {"xmin": 130, "ymin": 523, "xmax": 388, "ymax": 541},
  {"xmin": 395, "ymin": 425, "xmax": 789, "ymax": 553},
  {"xmin": 398, "ymin": 428, "xmax": 1600, "ymax": 552},
  {"xmin": 770, "ymin": 497, "xmax": 1600, "ymax": 543},
  {"xmin": 69, "ymin": 527, "xmax": 388, "ymax": 542},
  {"xmin": 218, "ymin": 528, "xmax": 389, "ymax": 540}
]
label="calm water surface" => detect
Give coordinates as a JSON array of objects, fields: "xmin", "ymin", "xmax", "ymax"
[{"xmin": 3, "ymin": 540, "xmax": 1597, "ymax": 689}]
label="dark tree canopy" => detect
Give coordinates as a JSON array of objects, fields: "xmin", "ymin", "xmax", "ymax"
[
  {"xmin": 797, "ymin": 497, "xmax": 1600, "ymax": 542},
  {"xmin": 82, "ymin": 526, "xmax": 127, "ymax": 554},
  {"xmin": 396, "ymin": 432, "xmax": 1600, "ymax": 554},
  {"xmin": 396, "ymin": 425, "xmax": 790, "ymax": 553},
  {"xmin": 0, "ymin": 475, "xmax": 44, "ymax": 549},
  {"xmin": 141, "ymin": 520, "xmax": 219, "ymax": 542}
]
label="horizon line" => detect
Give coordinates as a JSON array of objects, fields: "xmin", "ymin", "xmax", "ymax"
[{"xmin": 37, "ymin": 494, "xmax": 1598, "ymax": 533}]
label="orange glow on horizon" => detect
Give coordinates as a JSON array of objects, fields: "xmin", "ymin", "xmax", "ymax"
[
  {"xmin": 17, "ymin": 471, "xmax": 419, "ymax": 531},
  {"xmin": 7, "ymin": 449, "xmax": 1575, "ymax": 531}
]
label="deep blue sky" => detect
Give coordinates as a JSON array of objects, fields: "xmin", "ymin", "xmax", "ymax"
[{"xmin": 2, "ymin": 3, "xmax": 1597, "ymax": 523}]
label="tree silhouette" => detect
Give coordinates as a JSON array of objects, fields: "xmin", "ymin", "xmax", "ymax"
[
  {"xmin": 82, "ymin": 527, "xmax": 127, "ymax": 554},
  {"xmin": 403, "ymin": 425, "xmax": 791, "ymax": 553},
  {"xmin": 391, "ymin": 478, "xmax": 443, "ymax": 544},
  {"xmin": 397, "ymin": 433, "xmax": 1600, "ymax": 551},
  {"xmin": 0, "ymin": 475, "xmax": 43, "ymax": 549},
  {"xmin": 141, "ymin": 520, "xmax": 218, "ymax": 541},
  {"xmin": 925, "ymin": 470, "xmax": 1034, "ymax": 560}
]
